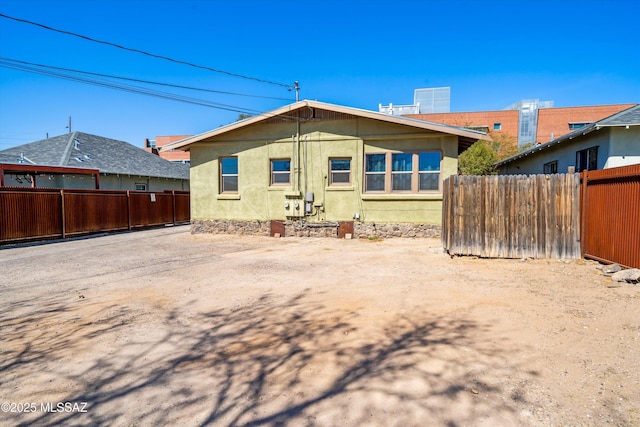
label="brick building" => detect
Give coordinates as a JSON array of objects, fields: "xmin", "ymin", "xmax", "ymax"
[
  {"xmin": 535, "ymin": 105, "xmax": 637, "ymax": 143},
  {"xmin": 144, "ymin": 135, "xmax": 191, "ymax": 164},
  {"xmin": 405, "ymin": 102, "xmax": 636, "ymax": 148}
]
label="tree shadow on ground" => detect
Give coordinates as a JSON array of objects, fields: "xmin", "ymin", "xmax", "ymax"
[{"xmin": 2, "ymin": 290, "xmax": 530, "ymax": 426}]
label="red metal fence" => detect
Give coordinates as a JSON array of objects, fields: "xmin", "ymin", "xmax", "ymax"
[
  {"xmin": 581, "ymin": 164, "xmax": 640, "ymax": 268},
  {"xmin": 0, "ymin": 188, "xmax": 189, "ymax": 244}
]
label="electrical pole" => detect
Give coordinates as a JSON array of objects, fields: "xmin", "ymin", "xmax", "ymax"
[
  {"xmin": 66, "ymin": 116, "xmax": 72, "ymax": 133},
  {"xmin": 294, "ymin": 81, "xmax": 299, "ymax": 102}
]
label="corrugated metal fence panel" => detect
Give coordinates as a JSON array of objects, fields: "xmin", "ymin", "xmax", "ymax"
[
  {"xmin": 582, "ymin": 164, "xmax": 640, "ymax": 268},
  {"xmin": 0, "ymin": 188, "xmax": 62, "ymax": 242},
  {"xmin": 129, "ymin": 192, "xmax": 174, "ymax": 227},
  {"xmin": 442, "ymin": 174, "xmax": 581, "ymax": 259},
  {"xmin": 171, "ymin": 191, "xmax": 191, "ymax": 223},
  {"xmin": 64, "ymin": 191, "xmax": 129, "ymax": 235},
  {"xmin": 1, "ymin": 188, "xmax": 190, "ymax": 244}
]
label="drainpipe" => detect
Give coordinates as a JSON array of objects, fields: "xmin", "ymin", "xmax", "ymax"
[
  {"xmin": 291, "ymin": 134, "xmax": 296, "ymax": 192},
  {"xmin": 303, "ymin": 135, "xmax": 308, "ymax": 196},
  {"xmin": 296, "ymin": 114, "xmax": 301, "ymax": 193}
]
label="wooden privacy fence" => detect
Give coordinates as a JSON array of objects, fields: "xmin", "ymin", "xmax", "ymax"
[
  {"xmin": 0, "ymin": 188, "xmax": 189, "ymax": 244},
  {"xmin": 581, "ymin": 164, "xmax": 640, "ymax": 269},
  {"xmin": 442, "ymin": 174, "xmax": 581, "ymax": 259}
]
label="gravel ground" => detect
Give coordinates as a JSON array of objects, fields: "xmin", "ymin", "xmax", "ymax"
[{"xmin": 0, "ymin": 225, "xmax": 638, "ymax": 426}]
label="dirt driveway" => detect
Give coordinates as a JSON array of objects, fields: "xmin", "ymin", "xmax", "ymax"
[{"xmin": 1, "ymin": 226, "xmax": 638, "ymax": 426}]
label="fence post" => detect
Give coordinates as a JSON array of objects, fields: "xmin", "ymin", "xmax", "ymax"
[
  {"xmin": 127, "ymin": 190, "xmax": 132, "ymax": 230},
  {"xmin": 60, "ymin": 189, "xmax": 66, "ymax": 239},
  {"xmin": 172, "ymin": 190, "xmax": 176, "ymax": 225},
  {"xmin": 580, "ymin": 171, "xmax": 587, "ymax": 258}
]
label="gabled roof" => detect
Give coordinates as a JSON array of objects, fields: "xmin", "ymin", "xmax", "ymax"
[
  {"xmin": 496, "ymin": 104, "xmax": 640, "ymax": 167},
  {"xmin": 165, "ymin": 100, "xmax": 489, "ymax": 151},
  {"xmin": 0, "ymin": 131, "xmax": 189, "ymax": 180}
]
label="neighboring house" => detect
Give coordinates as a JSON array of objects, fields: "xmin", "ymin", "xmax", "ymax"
[
  {"xmin": 386, "ymin": 89, "xmax": 635, "ymax": 148},
  {"xmin": 0, "ymin": 131, "xmax": 189, "ymax": 191},
  {"xmin": 165, "ymin": 100, "xmax": 488, "ymax": 237},
  {"xmin": 144, "ymin": 135, "xmax": 191, "ymax": 164},
  {"xmin": 497, "ymin": 105, "xmax": 640, "ymax": 175}
]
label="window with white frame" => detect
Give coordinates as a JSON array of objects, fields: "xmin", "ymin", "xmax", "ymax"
[
  {"xmin": 270, "ymin": 159, "xmax": 291, "ymax": 186},
  {"xmin": 329, "ymin": 158, "xmax": 351, "ymax": 185},
  {"xmin": 220, "ymin": 156, "xmax": 238, "ymax": 193},
  {"xmin": 365, "ymin": 151, "xmax": 441, "ymax": 193}
]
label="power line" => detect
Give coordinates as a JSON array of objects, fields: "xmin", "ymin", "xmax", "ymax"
[
  {"xmin": 0, "ymin": 58, "xmax": 307, "ymax": 123},
  {"xmin": 0, "ymin": 59, "xmax": 267, "ymax": 115},
  {"xmin": 0, "ymin": 56, "xmax": 294, "ymax": 101},
  {"xmin": 0, "ymin": 12, "xmax": 294, "ymax": 90}
]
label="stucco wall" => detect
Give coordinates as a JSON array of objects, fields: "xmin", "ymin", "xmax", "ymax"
[
  {"xmin": 605, "ymin": 126, "xmax": 640, "ymax": 168},
  {"xmin": 99, "ymin": 175, "xmax": 189, "ymax": 191},
  {"xmin": 190, "ymin": 117, "xmax": 461, "ymax": 226}
]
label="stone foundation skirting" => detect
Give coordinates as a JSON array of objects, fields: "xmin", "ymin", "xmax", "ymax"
[
  {"xmin": 191, "ymin": 219, "xmax": 441, "ymax": 239},
  {"xmin": 284, "ymin": 222, "xmax": 341, "ymax": 238},
  {"xmin": 190, "ymin": 219, "xmax": 270, "ymax": 235},
  {"xmin": 354, "ymin": 222, "xmax": 441, "ymax": 239}
]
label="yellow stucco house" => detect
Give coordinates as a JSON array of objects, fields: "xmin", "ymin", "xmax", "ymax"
[{"xmin": 167, "ymin": 100, "xmax": 487, "ymax": 238}]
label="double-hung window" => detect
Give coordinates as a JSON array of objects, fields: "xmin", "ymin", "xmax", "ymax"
[
  {"xmin": 220, "ymin": 156, "xmax": 238, "ymax": 193},
  {"xmin": 365, "ymin": 151, "xmax": 441, "ymax": 193},
  {"xmin": 329, "ymin": 158, "xmax": 351, "ymax": 185},
  {"xmin": 391, "ymin": 153, "xmax": 413, "ymax": 191},
  {"xmin": 271, "ymin": 159, "xmax": 291, "ymax": 186},
  {"xmin": 418, "ymin": 152, "xmax": 441, "ymax": 191}
]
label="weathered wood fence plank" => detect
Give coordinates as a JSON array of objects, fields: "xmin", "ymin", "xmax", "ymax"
[{"xmin": 442, "ymin": 174, "xmax": 581, "ymax": 259}]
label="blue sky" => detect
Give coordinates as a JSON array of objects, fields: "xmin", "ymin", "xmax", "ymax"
[{"xmin": 1, "ymin": 0, "xmax": 639, "ymax": 150}]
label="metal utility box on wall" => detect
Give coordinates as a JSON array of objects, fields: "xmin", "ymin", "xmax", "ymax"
[
  {"xmin": 284, "ymin": 198, "xmax": 304, "ymax": 218},
  {"xmin": 304, "ymin": 192, "xmax": 314, "ymax": 214}
]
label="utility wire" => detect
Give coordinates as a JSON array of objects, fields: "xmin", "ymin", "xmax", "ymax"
[
  {"xmin": 0, "ymin": 59, "xmax": 266, "ymax": 115},
  {"xmin": 0, "ymin": 12, "xmax": 294, "ymax": 89},
  {"xmin": 0, "ymin": 59, "xmax": 307, "ymax": 122},
  {"xmin": 0, "ymin": 56, "xmax": 294, "ymax": 101}
]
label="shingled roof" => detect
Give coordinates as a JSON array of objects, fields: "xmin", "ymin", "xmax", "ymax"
[{"xmin": 0, "ymin": 131, "xmax": 189, "ymax": 180}]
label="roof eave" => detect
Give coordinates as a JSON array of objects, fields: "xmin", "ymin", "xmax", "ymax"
[
  {"xmin": 496, "ymin": 123, "xmax": 599, "ymax": 167},
  {"xmin": 164, "ymin": 100, "xmax": 489, "ymax": 151}
]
